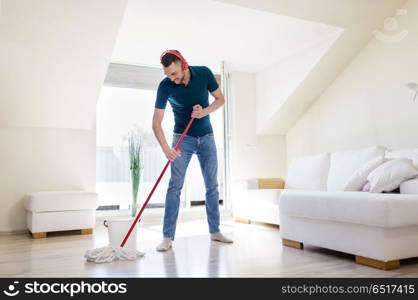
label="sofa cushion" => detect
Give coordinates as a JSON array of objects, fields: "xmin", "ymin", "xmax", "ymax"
[
  {"xmin": 367, "ymin": 159, "xmax": 418, "ymax": 193},
  {"xmin": 385, "ymin": 148, "xmax": 418, "ymax": 167},
  {"xmin": 25, "ymin": 191, "xmax": 98, "ymax": 212},
  {"xmin": 285, "ymin": 153, "xmax": 330, "ymax": 190},
  {"xmin": 327, "ymin": 146, "xmax": 386, "ymax": 191},
  {"xmin": 279, "ymin": 189, "xmax": 418, "ymax": 228},
  {"xmin": 400, "ymin": 178, "xmax": 418, "ymax": 194},
  {"xmin": 343, "ymin": 156, "xmax": 385, "ymax": 191}
]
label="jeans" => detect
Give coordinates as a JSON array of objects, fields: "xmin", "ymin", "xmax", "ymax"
[{"xmin": 163, "ymin": 132, "xmax": 220, "ymax": 239}]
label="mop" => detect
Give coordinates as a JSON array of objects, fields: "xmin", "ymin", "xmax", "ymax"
[{"xmin": 85, "ymin": 118, "xmax": 195, "ymax": 263}]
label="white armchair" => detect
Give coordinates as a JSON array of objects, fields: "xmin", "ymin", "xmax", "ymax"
[{"xmin": 231, "ymin": 178, "xmax": 284, "ymax": 225}]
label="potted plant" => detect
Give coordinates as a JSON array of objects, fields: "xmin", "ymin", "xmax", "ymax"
[{"xmin": 127, "ymin": 127, "xmax": 143, "ymax": 217}]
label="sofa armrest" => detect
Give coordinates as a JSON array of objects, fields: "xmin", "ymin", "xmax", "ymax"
[
  {"xmin": 256, "ymin": 178, "xmax": 285, "ymax": 189},
  {"xmin": 231, "ymin": 179, "xmax": 282, "ymax": 225}
]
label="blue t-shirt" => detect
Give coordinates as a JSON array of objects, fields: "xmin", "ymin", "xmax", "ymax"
[{"xmin": 155, "ymin": 66, "xmax": 219, "ymax": 137}]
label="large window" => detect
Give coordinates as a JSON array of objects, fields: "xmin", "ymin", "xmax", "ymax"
[{"xmin": 96, "ymin": 64, "xmax": 224, "ymax": 211}]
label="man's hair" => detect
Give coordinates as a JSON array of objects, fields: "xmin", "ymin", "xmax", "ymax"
[{"xmin": 160, "ymin": 52, "xmax": 181, "ymax": 67}]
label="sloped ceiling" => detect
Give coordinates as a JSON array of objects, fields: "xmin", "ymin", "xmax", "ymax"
[
  {"xmin": 111, "ymin": 0, "xmax": 341, "ymax": 73},
  {"xmin": 215, "ymin": 0, "xmax": 408, "ymax": 134}
]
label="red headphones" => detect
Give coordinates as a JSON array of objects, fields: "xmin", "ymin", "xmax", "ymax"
[{"xmin": 160, "ymin": 50, "xmax": 189, "ymax": 70}]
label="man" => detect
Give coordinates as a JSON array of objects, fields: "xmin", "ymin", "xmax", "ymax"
[{"xmin": 152, "ymin": 50, "xmax": 233, "ymax": 251}]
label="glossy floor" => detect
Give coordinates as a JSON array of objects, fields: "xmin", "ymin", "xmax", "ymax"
[{"xmin": 1, "ymin": 218, "xmax": 418, "ymax": 277}]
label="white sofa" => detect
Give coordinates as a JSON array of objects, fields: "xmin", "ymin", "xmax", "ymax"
[
  {"xmin": 232, "ymin": 178, "xmax": 283, "ymax": 225},
  {"xmin": 234, "ymin": 145, "xmax": 418, "ymax": 270}
]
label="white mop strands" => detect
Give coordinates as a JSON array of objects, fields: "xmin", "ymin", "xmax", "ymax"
[
  {"xmin": 83, "ymin": 217, "xmax": 145, "ymax": 264},
  {"xmin": 85, "ymin": 217, "xmax": 145, "ymax": 263},
  {"xmin": 84, "ymin": 246, "xmax": 144, "ymax": 264}
]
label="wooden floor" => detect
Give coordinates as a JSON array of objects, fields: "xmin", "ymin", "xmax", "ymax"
[{"xmin": 1, "ymin": 218, "xmax": 418, "ymax": 277}]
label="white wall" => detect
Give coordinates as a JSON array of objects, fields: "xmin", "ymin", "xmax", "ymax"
[
  {"xmin": 0, "ymin": 127, "xmax": 96, "ymax": 232},
  {"xmin": 287, "ymin": 0, "xmax": 418, "ymax": 163},
  {"xmin": 0, "ymin": 0, "xmax": 127, "ymax": 232},
  {"xmin": 230, "ymin": 72, "xmax": 287, "ymax": 180}
]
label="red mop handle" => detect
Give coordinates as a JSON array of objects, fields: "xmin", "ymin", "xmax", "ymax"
[{"xmin": 120, "ymin": 118, "xmax": 195, "ymax": 247}]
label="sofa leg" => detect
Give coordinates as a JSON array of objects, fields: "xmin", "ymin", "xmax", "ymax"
[
  {"xmin": 31, "ymin": 232, "xmax": 47, "ymax": 239},
  {"xmin": 235, "ymin": 218, "xmax": 251, "ymax": 224},
  {"xmin": 80, "ymin": 228, "xmax": 93, "ymax": 235},
  {"xmin": 282, "ymin": 238, "xmax": 303, "ymax": 249},
  {"xmin": 355, "ymin": 256, "xmax": 400, "ymax": 270}
]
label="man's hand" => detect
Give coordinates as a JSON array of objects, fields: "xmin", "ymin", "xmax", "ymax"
[
  {"xmin": 164, "ymin": 147, "xmax": 182, "ymax": 161},
  {"xmin": 191, "ymin": 105, "xmax": 206, "ymax": 119}
]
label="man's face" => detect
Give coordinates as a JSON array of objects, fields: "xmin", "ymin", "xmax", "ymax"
[{"xmin": 163, "ymin": 61, "xmax": 184, "ymax": 84}]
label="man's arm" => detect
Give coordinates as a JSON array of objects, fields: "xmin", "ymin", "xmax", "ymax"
[
  {"xmin": 152, "ymin": 108, "xmax": 181, "ymax": 161},
  {"xmin": 191, "ymin": 88, "xmax": 225, "ymax": 119}
]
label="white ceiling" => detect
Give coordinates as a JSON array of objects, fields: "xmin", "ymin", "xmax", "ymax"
[{"xmin": 111, "ymin": 0, "xmax": 342, "ymax": 73}]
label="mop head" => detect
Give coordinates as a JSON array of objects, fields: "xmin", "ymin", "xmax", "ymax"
[{"xmin": 84, "ymin": 246, "xmax": 145, "ymax": 264}]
